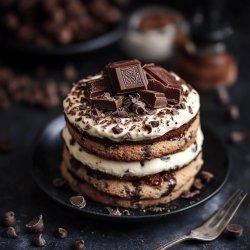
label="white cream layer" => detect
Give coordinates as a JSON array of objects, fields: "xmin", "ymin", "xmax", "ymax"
[
  {"xmin": 63, "ymin": 83, "xmax": 200, "ymax": 142},
  {"xmin": 63, "ymin": 126, "xmax": 203, "ymax": 178}
]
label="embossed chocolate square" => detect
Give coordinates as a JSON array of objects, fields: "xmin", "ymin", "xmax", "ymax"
[{"xmin": 107, "ymin": 59, "xmax": 148, "ymax": 94}]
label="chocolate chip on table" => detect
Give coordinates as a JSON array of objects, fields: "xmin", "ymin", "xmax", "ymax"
[
  {"xmin": 228, "ymin": 104, "xmax": 240, "ymax": 120},
  {"xmin": 200, "ymin": 171, "xmax": 214, "ymax": 183},
  {"xmin": 72, "ymin": 240, "xmax": 86, "ymax": 250},
  {"xmin": 32, "ymin": 233, "xmax": 46, "ymax": 247},
  {"xmin": 2, "ymin": 211, "xmax": 16, "ymax": 226},
  {"xmin": 228, "ymin": 131, "xmax": 246, "ymax": 144},
  {"xmin": 2, "ymin": 227, "xmax": 17, "ymax": 238},
  {"xmin": 55, "ymin": 227, "xmax": 68, "ymax": 239},
  {"xmin": 181, "ymin": 190, "xmax": 200, "ymax": 199},
  {"xmin": 225, "ymin": 224, "xmax": 243, "ymax": 238},
  {"xmin": 106, "ymin": 207, "xmax": 122, "ymax": 216},
  {"xmin": 52, "ymin": 177, "xmax": 66, "ymax": 188},
  {"xmin": 25, "ymin": 215, "xmax": 44, "ymax": 233},
  {"xmin": 69, "ymin": 196, "xmax": 86, "ymax": 208}
]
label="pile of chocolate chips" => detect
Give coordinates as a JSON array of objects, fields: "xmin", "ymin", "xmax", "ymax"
[
  {"xmin": 0, "ymin": 64, "xmax": 77, "ymax": 110},
  {"xmin": 0, "ymin": 0, "xmax": 125, "ymax": 47},
  {"xmin": 84, "ymin": 59, "xmax": 185, "ymax": 114}
]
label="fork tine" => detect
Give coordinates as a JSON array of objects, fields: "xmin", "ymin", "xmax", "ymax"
[
  {"xmin": 214, "ymin": 192, "xmax": 247, "ymax": 232},
  {"xmin": 201, "ymin": 189, "xmax": 242, "ymax": 227}
]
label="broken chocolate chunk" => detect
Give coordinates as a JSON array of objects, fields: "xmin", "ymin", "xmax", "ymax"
[
  {"xmin": 107, "ymin": 59, "xmax": 148, "ymax": 94},
  {"xmin": 91, "ymin": 95, "xmax": 124, "ymax": 111},
  {"xmin": 69, "ymin": 196, "xmax": 86, "ymax": 208},
  {"xmin": 25, "ymin": 215, "xmax": 44, "ymax": 233},
  {"xmin": 84, "ymin": 78, "xmax": 111, "ymax": 99},
  {"xmin": 112, "ymin": 125, "xmax": 123, "ymax": 134},
  {"xmin": 140, "ymin": 90, "xmax": 167, "ymax": 108},
  {"xmin": 106, "ymin": 207, "xmax": 122, "ymax": 216},
  {"xmin": 131, "ymin": 101, "xmax": 147, "ymax": 115}
]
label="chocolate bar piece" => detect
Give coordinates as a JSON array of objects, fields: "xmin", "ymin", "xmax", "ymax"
[
  {"xmin": 91, "ymin": 94, "xmax": 124, "ymax": 111},
  {"xmin": 140, "ymin": 90, "xmax": 167, "ymax": 108},
  {"xmin": 84, "ymin": 78, "xmax": 111, "ymax": 99},
  {"xmin": 107, "ymin": 59, "xmax": 148, "ymax": 94},
  {"xmin": 143, "ymin": 65, "xmax": 176, "ymax": 85}
]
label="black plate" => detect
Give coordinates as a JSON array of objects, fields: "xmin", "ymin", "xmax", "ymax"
[
  {"xmin": 32, "ymin": 115, "xmax": 230, "ymax": 222},
  {"xmin": 0, "ymin": 22, "xmax": 124, "ymax": 56}
]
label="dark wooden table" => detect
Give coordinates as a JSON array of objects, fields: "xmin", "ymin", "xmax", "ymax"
[{"xmin": 0, "ymin": 14, "xmax": 250, "ymax": 250}]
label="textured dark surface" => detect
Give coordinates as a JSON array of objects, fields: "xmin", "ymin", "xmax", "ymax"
[{"xmin": 1, "ymin": 6, "xmax": 250, "ymax": 250}]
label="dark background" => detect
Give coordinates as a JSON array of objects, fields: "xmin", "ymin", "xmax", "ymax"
[{"xmin": 0, "ymin": 1, "xmax": 249, "ymax": 249}]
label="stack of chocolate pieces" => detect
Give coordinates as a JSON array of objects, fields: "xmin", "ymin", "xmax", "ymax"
[{"xmin": 61, "ymin": 59, "xmax": 204, "ymax": 208}]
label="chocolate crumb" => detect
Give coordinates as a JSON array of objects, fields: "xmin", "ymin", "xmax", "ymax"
[
  {"xmin": 181, "ymin": 190, "xmax": 200, "ymax": 199},
  {"xmin": 26, "ymin": 215, "xmax": 44, "ymax": 233},
  {"xmin": 150, "ymin": 121, "xmax": 159, "ymax": 127},
  {"xmin": 2, "ymin": 211, "xmax": 16, "ymax": 226},
  {"xmin": 53, "ymin": 177, "xmax": 66, "ymax": 188},
  {"xmin": 144, "ymin": 124, "xmax": 152, "ymax": 133},
  {"xmin": 225, "ymin": 224, "xmax": 243, "ymax": 238},
  {"xmin": 228, "ymin": 131, "xmax": 245, "ymax": 144},
  {"xmin": 193, "ymin": 178, "xmax": 204, "ymax": 190},
  {"xmin": 72, "ymin": 240, "xmax": 86, "ymax": 250},
  {"xmin": 69, "ymin": 196, "xmax": 86, "ymax": 208},
  {"xmin": 112, "ymin": 125, "xmax": 123, "ymax": 134},
  {"xmin": 2, "ymin": 227, "xmax": 17, "ymax": 238},
  {"xmin": 105, "ymin": 207, "xmax": 122, "ymax": 216},
  {"xmin": 55, "ymin": 227, "xmax": 68, "ymax": 239},
  {"xmin": 200, "ymin": 171, "xmax": 214, "ymax": 183},
  {"xmin": 32, "ymin": 233, "xmax": 46, "ymax": 247},
  {"xmin": 228, "ymin": 105, "xmax": 240, "ymax": 120}
]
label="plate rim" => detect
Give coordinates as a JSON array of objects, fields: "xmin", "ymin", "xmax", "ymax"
[{"xmin": 31, "ymin": 115, "xmax": 231, "ymax": 222}]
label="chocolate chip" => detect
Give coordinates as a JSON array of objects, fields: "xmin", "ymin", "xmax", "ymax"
[
  {"xmin": 2, "ymin": 211, "xmax": 16, "ymax": 226},
  {"xmin": 144, "ymin": 124, "xmax": 152, "ymax": 133},
  {"xmin": 106, "ymin": 207, "xmax": 122, "ymax": 216},
  {"xmin": 32, "ymin": 233, "xmax": 46, "ymax": 247},
  {"xmin": 69, "ymin": 196, "xmax": 86, "ymax": 208},
  {"xmin": 140, "ymin": 90, "xmax": 167, "ymax": 108},
  {"xmin": 2, "ymin": 227, "xmax": 17, "ymax": 238},
  {"xmin": 55, "ymin": 227, "xmax": 68, "ymax": 239},
  {"xmin": 150, "ymin": 121, "xmax": 159, "ymax": 127},
  {"xmin": 25, "ymin": 215, "xmax": 44, "ymax": 233},
  {"xmin": 200, "ymin": 171, "xmax": 214, "ymax": 183},
  {"xmin": 52, "ymin": 177, "xmax": 66, "ymax": 188},
  {"xmin": 193, "ymin": 178, "xmax": 204, "ymax": 190},
  {"xmin": 225, "ymin": 224, "xmax": 243, "ymax": 238},
  {"xmin": 181, "ymin": 190, "xmax": 200, "ymax": 199},
  {"xmin": 228, "ymin": 105, "xmax": 240, "ymax": 120},
  {"xmin": 107, "ymin": 59, "xmax": 148, "ymax": 95},
  {"xmin": 228, "ymin": 131, "xmax": 245, "ymax": 144},
  {"xmin": 112, "ymin": 125, "xmax": 123, "ymax": 134},
  {"xmin": 72, "ymin": 240, "xmax": 86, "ymax": 250}
]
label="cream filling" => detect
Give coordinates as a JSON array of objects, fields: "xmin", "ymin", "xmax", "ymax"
[
  {"xmin": 63, "ymin": 82, "xmax": 200, "ymax": 142},
  {"xmin": 62, "ymin": 127, "xmax": 203, "ymax": 178}
]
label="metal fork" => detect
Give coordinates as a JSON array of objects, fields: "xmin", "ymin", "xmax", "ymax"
[{"xmin": 155, "ymin": 190, "xmax": 247, "ymax": 250}]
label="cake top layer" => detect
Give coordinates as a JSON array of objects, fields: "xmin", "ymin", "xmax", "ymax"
[{"xmin": 63, "ymin": 60, "xmax": 200, "ymax": 142}]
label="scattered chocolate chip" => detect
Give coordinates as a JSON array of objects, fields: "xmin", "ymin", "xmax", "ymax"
[
  {"xmin": 188, "ymin": 106, "xmax": 193, "ymax": 114},
  {"xmin": 144, "ymin": 124, "xmax": 152, "ymax": 133},
  {"xmin": 200, "ymin": 171, "xmax": 214, "ymax": 183},
  {"xmin": 2, "ymin": 211, "xmax": 16, "ymax": 226},
  {"xmin": 150, "ymin": 121, "xmax": 159, "ymax": 127},
  {"xmin": 25, "ymin": 215, "xmax": 44, "ymax": 233},
  {"xmin": 55, "ymin": 227, "xmax": 68, "ymax": 239},
  {"xmin": 181, "ymin": 190, "xmax": 200, "ymax": 199},
  {"xmin": 228, "ymin": 105, "xmax": 240, "ymax": 120},
  {"xmin": 2, "ymin": 227, "xmax": 17, "ymax": 238},
  {"xmin": 0, "ymin": 139, "xmax": 14, "ymax": 153},
  {"xmin": 106, "ymin": 207, "xmax": 122, "ymax": 216},
  {"xmin": 72, "ymin": 240, "xmax": 86, "ymax": 250},
  {"xmin": 131, "ymin": 101, "xmax": 147, "ymax": 115},
  {"xmin": 69, "ymin": 196, "xmax": 86, "ymax": 208},
  {"xmin": 193, "ymin": 178, "xmax": 204, "ymax": 190},
  {"xmin": 32, "ymin": 233, "xmax": 46, "ymax": 247},
  {"xmin": 112, "ymin": 125, "xmax": 123, "ymax": 134},
  {"xmin": 52, "ymin": 177, "xmax": 66, "ymax": 188},
  {"xmin": 107, "ymin": 59, "xmax": 148, "ymax": 95},
  {"xmin": 228, "ymin": 131, "xmax": 245, "ymax": 144},
  {"xmin": 225, "ymin": 224, "xmax": 243, "ymax": 238}
]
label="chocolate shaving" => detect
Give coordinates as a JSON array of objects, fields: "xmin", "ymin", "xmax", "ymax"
[{"xmin": 112, "ymin": 125, "xmax": 123, "ymax": 134}]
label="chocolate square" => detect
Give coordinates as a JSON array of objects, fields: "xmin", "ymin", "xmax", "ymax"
[{"xmin": 107, "ymin": 59, "xmax": 148, "ymax": 94}]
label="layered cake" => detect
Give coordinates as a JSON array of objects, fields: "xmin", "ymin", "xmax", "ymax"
[{"xmin": 61, "ymin": 59, "xmax": 204, "ymax": 208}]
